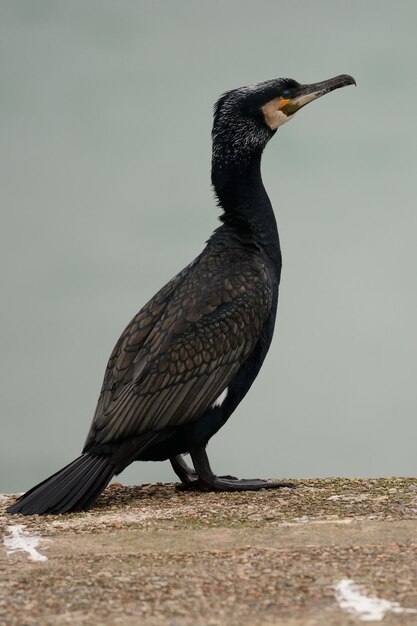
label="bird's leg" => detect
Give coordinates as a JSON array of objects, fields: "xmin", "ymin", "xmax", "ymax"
[
  {"xmin": 187, "ymin": 446, "xmax": 294, "ymax": 492},
  {"xmin": 171, "ymin": 454, "xmax": 238, "ymax": 487},
  {"xmin": 170, "ymin": 455, "xmax": 198, "ymax": 484}
]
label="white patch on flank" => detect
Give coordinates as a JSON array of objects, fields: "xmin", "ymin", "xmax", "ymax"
[
  {"xmin": 211, "ymin": 387, "xmax": 228, "ymax": 408},
  {"xmin": 3, "ymin": 524, "xmax": 48, "ymax": 562},
  {"xmin": 334, "ymin": 579, "xmax": 417, "ymax": 621}
]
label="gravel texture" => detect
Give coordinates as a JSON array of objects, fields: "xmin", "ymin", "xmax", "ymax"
[{"xmin": 1, "ymin": 478, "xmax": 417, "ymax": 625}]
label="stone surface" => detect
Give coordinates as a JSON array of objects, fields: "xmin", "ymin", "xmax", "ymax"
[{"xmin": 1, "ymin": 478, "xmax": 417, "ymax": 625}]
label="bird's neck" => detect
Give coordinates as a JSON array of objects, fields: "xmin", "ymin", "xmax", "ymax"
[{"xmin": 211, "ymin": 149, "xmax": 281, "ymax": 262}]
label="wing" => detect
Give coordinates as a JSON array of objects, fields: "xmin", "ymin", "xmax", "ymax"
[
  {"xmin": 86, "ymin": 246, "xmax": 273, "ymax": 448},
  {"xmin": 90, "ymin": 263, "xmax": 192, "ymax": 425}
]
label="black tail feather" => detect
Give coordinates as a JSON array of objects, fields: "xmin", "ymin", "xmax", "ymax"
[
  {"xmin": 6, "ymin": 454, "xmax": 115, "ymax": 515},
  {"xmin": 19, "ymin": 455, "xmax": 93, "ymax": 511},
  {"xmin": 57, "ymin": 456, "xmax": 108, "ymax": 513},
  {"xmin": 44, "ymin": 455, "xmax": 102, "ymax": 513}
]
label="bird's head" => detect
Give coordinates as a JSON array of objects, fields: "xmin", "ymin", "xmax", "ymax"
[{"xmin": 212, "ymin": 74, "xmax": 356, "ymax": 167}]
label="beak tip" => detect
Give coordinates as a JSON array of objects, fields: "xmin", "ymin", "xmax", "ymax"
[{"xmin": 343, "ymin": 74, "xmax": 357, "ymax": 87}]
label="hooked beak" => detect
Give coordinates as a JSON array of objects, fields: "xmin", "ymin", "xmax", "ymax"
[{"xmin": 279, "ymin": 74, "xmax": 356, "ymax": 116}]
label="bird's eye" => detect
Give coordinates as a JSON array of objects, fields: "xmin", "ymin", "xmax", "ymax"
[{"xmin": 281, "ymin": 89, "xmax": 291, "ymax": 99}]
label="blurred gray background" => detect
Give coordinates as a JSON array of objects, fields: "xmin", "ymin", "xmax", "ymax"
[{"xmin": 1, "ymin": 0, "xmax": 416, "ymax": 492}]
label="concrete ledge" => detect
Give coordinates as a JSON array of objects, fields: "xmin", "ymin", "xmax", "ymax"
[{"xmin": 1, "ymin": 478, "xmax": 417, "ymax": 625}]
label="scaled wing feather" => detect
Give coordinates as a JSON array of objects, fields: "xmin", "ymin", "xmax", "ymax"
[{"xmin": 85, "ymin": 245, "xmax": 272, "ymax": 449}]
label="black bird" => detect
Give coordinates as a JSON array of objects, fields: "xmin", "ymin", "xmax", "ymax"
[{"xmin": 8, "ymin": 74, "xmax": 355, "ymax": 515}]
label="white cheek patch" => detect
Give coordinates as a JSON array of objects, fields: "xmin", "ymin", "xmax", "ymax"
[
  {"xmin": 271, "ymin": 109, "xmax": 292, "ymax": 129},
  {"xmin": 211, "ymin": 387, "xmax": 228, "ymax": 408},
  {"xmin": 261, "ymin": 97, "xmax": 294, "ymax": 130}
]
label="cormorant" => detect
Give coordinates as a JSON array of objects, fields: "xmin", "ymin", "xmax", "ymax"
[{"xmin": 7, "ymin": 74, "xmax": 355, "ymax": 515}]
